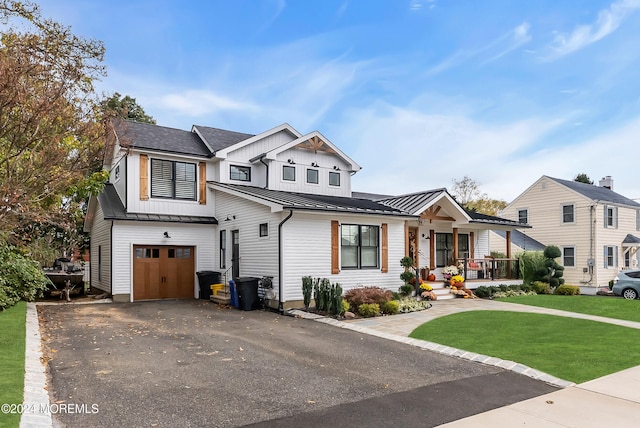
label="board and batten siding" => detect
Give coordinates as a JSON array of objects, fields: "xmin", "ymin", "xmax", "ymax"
[
  {"xmin": 127, "ymin": 152, "xmax": 214, "ymax": 217},
  {"xmin": 111, "ymin": 221, "xmax": 217, "ymax": 300},
  {"xmin": 89, "ymin": 202, "xmax": 112, "ymax": 292},
  {"xmin": 268, "ymin": 147, "xmax": 351, "ymax": 197},
  {"xmin": 280, "ymin": 212, "xmax": 406, "ymax": 302}
]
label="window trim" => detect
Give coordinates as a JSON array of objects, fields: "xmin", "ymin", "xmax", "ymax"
[
  {"xmin": 604, "ymin": 205, "xmax": 618, "ymax": 229},
  {"xmin": 230, "ymin": 165, "xmax": 251, "ymax": 182},
  {"xmin": 282, "ymin": 165, "xmax": 296, "ymax": 182},
  {"xmin": 517, "ymin": 209, "xmax": 528, "ymax": 224},
  {"xmin": 219, "ymin": 230, "xmax": 226, "ymax": 269},
  {"xmin": 259, "ymin": 223, "xmax": 268, "ymax": 237},
  {"xmin": 561, "ymin": 204, "xmax": 575, "ymax": 224},
  {"xmin": 604, "ymin": 245, "xmax": 617, "ymax": 268},
  {"xmin": 340, "ymin": 224, "xmax": 380, "ymax": 269},
  {"xmin": 562, "ymin": 246, "xmax": 576, "ymax": 267},
  {"xmin": 150, "ymin": 158, "xmax": 197, "ymax": 201},
  {"xmin": 329, "ymin": 171, "xmax": 340, "ymax": 187},
  {"xmin": 306, "ymin": 168, "xmax": 319, "ymax": 184}
]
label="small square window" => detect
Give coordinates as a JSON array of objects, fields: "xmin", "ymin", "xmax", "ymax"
[
  {"xmin": 283, "ymin": 166, "xmax": 295, "ymax": 181},
  {"xmin": 114, "ymin": 164, "xmax": 120, "ymax": 182},
  {"xmin": 329, "ymin": 171, "xmax": 340, "ymax": 186},
  {"xmin": 307, "ymin": 169, "xmax": 319, "ymax": 184},
  {"xmin": 259, "ymin": 223, "xmax": 268, "ymax": 237}
]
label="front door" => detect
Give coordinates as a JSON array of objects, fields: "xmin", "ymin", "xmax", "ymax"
[{"xmin": 231, "ymin": 230, "xmax": 240, "ymax": 279}]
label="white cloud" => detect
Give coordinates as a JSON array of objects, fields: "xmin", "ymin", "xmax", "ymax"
[
  {"xmin": 543, "ymin": 0, "xmax": 640, "ymax": 61},
  {"xmin": 157, "ymin": 90, "xmax": 258, "ymax": 116},
  {"xmin": 427, "ymin": 22, "xmax": 532, "ymax": 75},
  {"xmin": 338, "ymin": 102, "xmax": 564, "ymax": 201}
]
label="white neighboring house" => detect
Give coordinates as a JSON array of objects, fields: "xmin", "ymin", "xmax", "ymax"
[
  {"xmin": 500, "ymin": 175, "xmax": 640, "ymax": 291},
  {"xmin": 84, "ymin": 120, "xmax": 526, "ymax": 307}
]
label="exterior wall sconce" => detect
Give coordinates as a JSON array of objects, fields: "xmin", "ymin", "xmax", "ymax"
[
  {"xmin": 333, "ymin": 165, "xmax": 341, "ymax": 171},
  {"xmin": 287, "ymin": 158, "xmax": 295, "ymax": 164},
  {"xmin": 163, "ymin": 231, "xmax": 171, "ymax": 238},
  {"xmin": 225, "ymin": 215, "xmax": 236, "ymax": 221}
]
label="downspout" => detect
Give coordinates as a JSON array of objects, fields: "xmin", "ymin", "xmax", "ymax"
[
  {"xmin": 259, "ymin": 156, "xmax": 269, "ymax": 189},
  {"xmin": 278, "ymin": 209, "xmax": 294, "ymax": 313},
  {"xmin": 587, "ymin": 204, "xmax": 595, "ymax": 284}
]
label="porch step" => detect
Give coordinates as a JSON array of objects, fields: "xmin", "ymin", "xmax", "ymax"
[{"xmin": 422, "ymin": 281, "xmax": 455, "ymax": 300}]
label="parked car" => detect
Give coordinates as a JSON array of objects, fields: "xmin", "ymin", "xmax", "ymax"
[{"xmin": 612, "ymin": 270, "xmax": 640, "ymax": 299}]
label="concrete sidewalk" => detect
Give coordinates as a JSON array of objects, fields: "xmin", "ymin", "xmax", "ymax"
[{"xmin": 341, "ymin": 298, "xmax": 640, "ymax": 427}]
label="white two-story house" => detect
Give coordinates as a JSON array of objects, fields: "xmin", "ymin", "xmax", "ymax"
[
  {"xmin": 501, "ymin": 176, "xmax": 640, "ymax": 291},
  {"xmin": 84, "ymin": 120, "xmax": 525, "ymax": 308}
]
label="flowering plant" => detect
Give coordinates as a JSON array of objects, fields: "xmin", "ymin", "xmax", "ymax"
[
  {"xmin": 442, "ymin": 265, "xmax": 459, "ymax": 277},
  {"xmin": 450, "ymin": 275, "xmax": 464, "ymax": 284},
  {"xmin": 419, "ymin": 283, "xmax": 433, "ymax": 291}
]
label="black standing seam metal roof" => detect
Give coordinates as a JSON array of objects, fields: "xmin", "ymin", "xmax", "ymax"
[
  {"xmin": 192, "ymin": 125, "xmax": 255, "ymax": 153},
  {"xmin": 548, "ymin": 176, "xmax": 640, "ymax": 207},
  {"xmin": 98, "ymin": 184, "xmax": 217, "ymax": 224},
  {"xmin": 375, "ymin": 189, "xmax": 449, "ymax": 213},
  {"xmin": 211, "ymin": 182, "xmax": 416, "ymax": 216}
]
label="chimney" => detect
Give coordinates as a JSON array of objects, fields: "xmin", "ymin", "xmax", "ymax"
[{"xmin": 599, "ymin": 176, "xmax": 613, "ymax": 190}]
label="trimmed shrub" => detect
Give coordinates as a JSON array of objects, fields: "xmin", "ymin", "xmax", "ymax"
[
  {"xmin": 555, "ymin": 284, "xmax": 580, "ymax": 295},
  {"xmin": 357, "ymin": 303, "xmax": 380, "ymax": 318},
  {"xmin": 380, "ymin": 300, "xmax": 400, "ymax": 315},
  {"xmin": 532, "ymin": 281, "xmax": 551, "ymax": 295},
  {"xmin": 345, "ymin": 286, "xmax": 393, "ymax": 308},
  {"xmin": 399, "ymin": 284, "xmax": 414, "ymax": 297},
  {"xmin": 474, "ymin": 286, "xmax": 492, "ymax": 298}
]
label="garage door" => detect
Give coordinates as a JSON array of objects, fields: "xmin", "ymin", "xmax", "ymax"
[{"xmin": 133, "ymin": 246, "xmax": 195, "ymax": 300}]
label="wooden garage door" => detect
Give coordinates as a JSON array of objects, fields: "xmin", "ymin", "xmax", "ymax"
[{"xmin": 133, "ymin": 246, "xmax": 195, "ymax": 300}]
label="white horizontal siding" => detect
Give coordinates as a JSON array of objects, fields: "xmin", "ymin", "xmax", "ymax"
[
  {"xmin": 215, "ymin": 191, "xmax": 280, "ymax": 283},
  {"xmin": 111, "ymin": 221, "xmax": 217, "ymax": 300},
  {"xmin": 88, "ymin": 203, "xmax": 112, "ymax": 292},
  {"xmin": 281, "ymin": 212, "xmax": 406, "ymax": 302}
]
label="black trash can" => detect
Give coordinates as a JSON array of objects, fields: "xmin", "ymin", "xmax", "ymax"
[
  {"xmin": 235, "ymin": 277, "xmax": 260, "ymax": 310},
  {"xmin": 197, "ymin": 271, "xmax": 221, "ymax": 300}
]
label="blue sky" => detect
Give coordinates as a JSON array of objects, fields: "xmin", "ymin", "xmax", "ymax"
[{"xmin": 37, "ymin": 0, "xmax": 640, "ymax": 202}]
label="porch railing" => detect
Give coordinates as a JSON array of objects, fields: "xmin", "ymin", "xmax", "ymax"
[{"xmin": 455, "ymin": 257, "xmax": 520, "ymax": 281}]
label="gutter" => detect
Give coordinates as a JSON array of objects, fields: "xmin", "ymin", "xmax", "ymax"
[{"xmin": 278, "ymin": 210, "xmax": 294, "ymax": 313}]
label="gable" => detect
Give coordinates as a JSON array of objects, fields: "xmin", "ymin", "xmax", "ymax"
[{"xmin": 264, "ymin": 131, "xmax": 361, "ymax": 173}]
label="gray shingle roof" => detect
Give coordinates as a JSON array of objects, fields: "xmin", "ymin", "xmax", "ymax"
[
  {"xmin": 192, "ymin": 125, "xmax": 254, "ymax": 153},
  {"xmin": 113, "ymin": 120, "xmax": 212, "ymax": 157},
  {"xmin": 623, "ymin": 234, "xmax": 640, "ymax": 245},
  {"xmin": 212, "ymin": 182, "xmax": 415, "ymax": 217},
  {"xmin": 98, "ymin": 184, "xmax": 217, "ymax": 224},
  {"xmin": 548, "ymin": 176, "xmax": 640, "ymax": 207},
  {"xmin": 467, "ymin": 211, "xmax": 528, "ymax": 227}
]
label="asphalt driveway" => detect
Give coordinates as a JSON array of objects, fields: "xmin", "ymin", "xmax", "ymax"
[{"xmin": 38, "ymin": 300, "xmax": 557, "ymax": 427}]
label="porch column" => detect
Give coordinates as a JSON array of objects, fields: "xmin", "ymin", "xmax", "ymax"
[
  {"xmin": 404, "ymin": 221, "xmax": 409, "ymax": 256},
  {"xmin": 453, "ymin": 227, "xmax": 459, "ymax": 263},
  {"xmin": 430, "ymin": 229, "xmax": 435, "ymax": 269},
  {"xmin": 470, "ymin": 232, "xmax": 475, "ymax": 259}
]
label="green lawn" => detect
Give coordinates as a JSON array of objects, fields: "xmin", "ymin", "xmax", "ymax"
[
  {"xmin": 497, "ymin": 294, "xmax": 640, "ymax": 323},
  {"xmin": 0, "ymin": 301, "xmax": 26, "ymax": 428},
  {"xmin": 410, "ymin": 310, "xmax": 640, "ymax": 383},
  {"xmin": 410, "ymin": 311, "xmax": 640, "ymax": 383}
]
